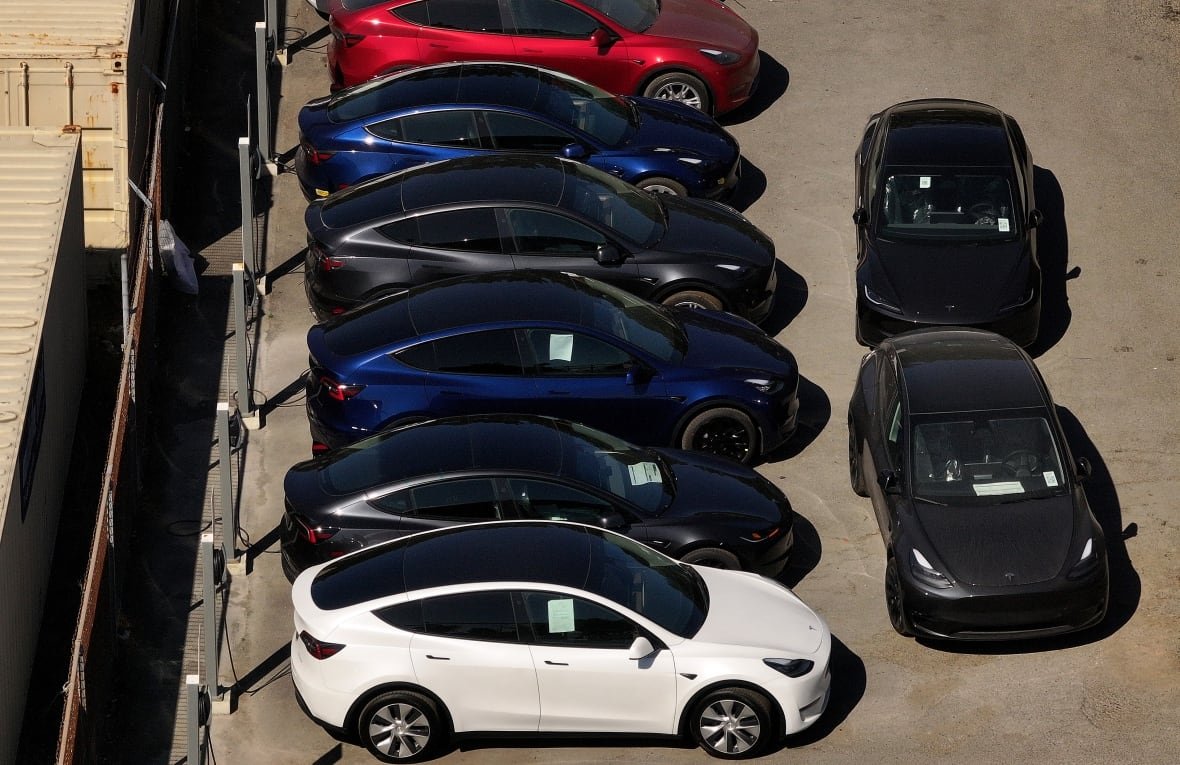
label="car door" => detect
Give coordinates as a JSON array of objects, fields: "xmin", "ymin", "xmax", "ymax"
[
  {"xmin": 503, "ymin": 0, "xmax": 636, "ymax": 90},
  {"xmin": 405, "ymin": 0, "xmax": 518, "ymax": 66},
  {"xmin": 504, "ymin": 476, "xmax": 628, "ymax": 528},
  {"xmin": 394, "ymin": 591, "xmax": 541, "ymax": 732},
  {"xmin": 481, "ymin": 110, "xmax": 584, "ymax": 155},
  {"xmin": 380, "ymin": 208, "xmax": 513, "ymax": 285},
  {"xmin": 396, "ymin": 329, "xmax": 541, "ymax": 417},
  {"xmin": 366, "ymin": 109, "xmax": 487, "ymax": 175},
  {"xmin": 371, "ymin": 477, "xmax": 507, "ymax": 536},
  {"xmin": 502, "ymin": 207, "xmax": 640, "ymax": 289},
  {"xmin": 854, "ymin": 114, "xmax": 885, "ymax": 262},
  {"xmin": 865, "ymin": 352, "xmax": 903, "ymax": 539},
  {"xmin": 518, "ymin": 590, "xmax": 677, "ymax": 734},
  {"xmin": 520, "ymin": 327, "xmax": 678, "ymax": 445}
]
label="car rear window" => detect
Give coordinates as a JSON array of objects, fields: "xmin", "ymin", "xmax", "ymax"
[
  {"xmin": 329, "ymin": 67, "xmax": 461, "ymax": 122},
  {"xmin": 321, "ymin": 291, "xmax": 417, "ymax": 356},
  {"xmin": 320, "ymin": 174, "xmax": 404, "ymax": 229}
]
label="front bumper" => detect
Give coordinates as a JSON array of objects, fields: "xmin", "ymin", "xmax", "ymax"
[{"xmin": 856, "ymin": 295, "xmax": 1041, "ymax": 348}]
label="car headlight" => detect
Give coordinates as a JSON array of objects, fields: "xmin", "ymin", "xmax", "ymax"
[
  {"xmin": 763, "ymin": 658, "xmax": 814, "ymax": 678},
  {"xmin": 1067, "ymin": 537, "xmax": 1100, "ymax": 579},
  {"xmin": 1000, "ymin": 287, "xmax": 1036, "ymax": 312},
  {"xmin": 863, "ymin": 284, "xmax": 902, "ymax": 313},
  {"xmin": 911, "ymin": 548, "xmax": 952, "ymax": 589},
  {"xmin": 744, "ymin": 378, "xmax": 784, "ymax": 394},
  {"xmin": 700, "ymin": 48, "xmax": 741, "ymax": 65}
]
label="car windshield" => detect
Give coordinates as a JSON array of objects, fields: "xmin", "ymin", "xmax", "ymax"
[
  {"xmin": 910, "ymin": 412, "xmax": 1067, "ymax": 504},
  {"xmin": 580, "ymin": 0, "xmax": 660, "ymax": 33},
  {"xmin": 878, "ymin": 168, "xmax": 1019, "ymax": 242},
  {"xmin": 567, "ymin": 163, "xmax": 664, "ymax": 246},
  {"xmin": 586, "ymin": 531, "xmax": 708, "ymax": 637},
  {"xmin": 559, "ymin": 421, "xmax": 671, "ymax": 513},
  {"xmin": 539, "ymin": 70, "xmax": 635, "ymax": 146},
  {"xmin": 578, "ymin": 277, "xmax": 686, "ymax": 362}
]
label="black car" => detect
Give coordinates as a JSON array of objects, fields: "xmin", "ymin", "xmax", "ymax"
[
  {"xmin": 846, "ymin": 328, "xmax": 1107, "ymax": 640},
  {"xmin": 281, "ymin": 414, "xmax": 794, "ymax": 580},
  {"xmin": 304, "ymin": 155, "xmax": 776, "ymax": 321},
  {"xmin": 852, "ymin": 99, "xmax": 1043, "ymax": 347}
]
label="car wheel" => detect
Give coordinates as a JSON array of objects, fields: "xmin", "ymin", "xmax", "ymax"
[
  {"xmin": 689, "ymin": 686, "xmax": 776, "ymax": 759},
  {"xmin": 643, "ymin": 72, "xmax": 711, "ymax": 113},
  {"xmin": 661, "ymin": 288, "xmax": 724, "ymax": 312},
  {"xmin": 680, "ymin": 547, "xmax": 742, "ymax": 570},
  {"xmin": 637, "ymin": 176, "xmax": 689, "ymax": 196},
  {"xmin": 848, "ymin": 426, "xmax": 868, "ymax": 497},
  {"xmin": 884, "ymin": 556, "xmax": 913, "ymax": 637},
  {"xmin": 680, "ymin": 407, "xmax": 758, "ymax": 464},
  {"xmin": 358, "ymin": 691, "xmax": 445, "ymax": 763}
]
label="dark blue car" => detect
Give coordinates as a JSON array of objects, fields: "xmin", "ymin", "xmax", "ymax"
[
  {"xmin": 296, "ymin": 61, "xmax": 742, "ymax": 201},
  {"xmin": 305, "ymin": 272, "xmax": 799, "ymax": 464}
]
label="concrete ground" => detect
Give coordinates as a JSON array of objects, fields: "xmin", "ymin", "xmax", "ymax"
[{"xmin": 212, "ymin": 1, "xmax": 1180, "ymax": 763}]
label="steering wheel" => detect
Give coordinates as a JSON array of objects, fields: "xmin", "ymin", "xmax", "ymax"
[
  {"xmin": 1001, "ymin": 449, "xmax": 1041, "ymax": 477},
  {"xmin": 969, "ymin": 202, "xmax": 998, "ymax": 225}
]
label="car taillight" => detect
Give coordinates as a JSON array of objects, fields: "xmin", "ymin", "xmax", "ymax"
[
  {"xmin": 311, "ymin": 441, "xmax": 331, "ymax": 455},
  {"xmin": 293, "ymin": 514, "xmax": 338, "ymax": 545},
  {"xmin": 300, "ymin": 141, "xmax": 335, "ymax": 165},
  {"xmin": 744, "ymin": 525, "xmax": 782, "ymax": 542},
  {"xmin": 309, "ymin": 243, "xmax": 345, "ymax": 273},
  {"xmin": 299, "ymin": 630, "xmax": 345, "ymax": 660},
  {"xmin": 340, "ymin": 33, "xmax": 365, "ymax": 48},
  {"xmin": 318, "ymin": 375, "xmax": 365, "ymax": 401}
]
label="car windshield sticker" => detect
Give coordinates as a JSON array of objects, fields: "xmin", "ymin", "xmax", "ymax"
[
  {"xmin": 547, "ymin": 598, "xmax": 576, "ymax": 633},
  {"xmin": 998, "ymin": 218, "xmax": 1010, "ymax": 232},
  {"xmin": 1044, "ymin": 472, "xmax": 1059, "ymax": 487},
  {"xmin": 972, "ymin": 482, "xmax": 1025, "ymax": 496},
  {"xmin": 549, "ymin": 333, "xmax": 573, "ymax": 362},
  {"xmin": 919, "ymin": 176, "xmax": 931, "ymax": 189},
  {"xmin": 628, "ymin": 461, "xmax": 661, "ymax": 485}
]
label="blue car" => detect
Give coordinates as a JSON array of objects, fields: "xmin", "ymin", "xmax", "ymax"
[
  {"xmin": 305, "ymin": 272, "xmax": 799, "ymax": 464},
  {"xmin": 295, "ymin": 61, "xmax": 742, "ymax": 201}
]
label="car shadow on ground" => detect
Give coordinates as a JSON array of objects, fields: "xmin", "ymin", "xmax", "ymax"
[
  {"xmin": 760, "ymin": 375, "xmax": 831, "ymax": 463},
  {"xmin": 784, "ymin": 636, "xmax": 866, "ymax": 748},
  {"xmin": 727, "ymin": 155, "xmax": 767, "ymax": 211},
  {"xmin": 720, "ymin": 52, "xmax": 790, "ymax": 126},
  {"xmin": 920, "ymin": 405, "xmax": 1139, "ymax": 656},
  {"xmin": 777, "ymin": 513, "xmax": 822, "ymax": 589},
  {"xmin": 760, "ymin": 259, "xmax": 809, "ymax": 336},
  {"xmin": 1026, "ymin": 166, "xmax": 1075, "ymax": 358}
]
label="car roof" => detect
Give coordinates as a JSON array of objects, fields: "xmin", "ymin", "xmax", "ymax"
[
  {"xmin": 321, "ymin": 156, "xmax": 571, "ymax": 227},
  {"xmin": 890, "ymin": 329, "xmax": 1047, "ymax": 414},
  {"xmin": 882, "ymin": 99, "xmax": 1012, "ymax": 167},
  {"xmin": 308, "ymin": 522, "xmax": 615, "ymax": 610}
]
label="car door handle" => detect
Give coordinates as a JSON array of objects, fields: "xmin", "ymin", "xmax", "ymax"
[
  {"xmin": 546, "ymin": 390, "xmax": 571, "ymax": 395},
  {"xmin": 522, "ymin": 48, "xmax": 544, "ymax": 53},
  {"xmin": 428, "ymin": 43, "xmax": 449, "ymax": 48},
  {"xmin": 426, "ymin": 654, "xmax": 451, "ymax": 660},
  {"xmin": 544, "ymin": 660, "xmax": 568, "ymax": 666}
]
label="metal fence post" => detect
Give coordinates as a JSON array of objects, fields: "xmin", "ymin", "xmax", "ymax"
[
  {"xmin": 238, "ymin": 137, "xmax": 256, "ymax": 274},
  {"xmin": 231, "ymin": 264, "xmax": 258, "ymax": 432},
  {"xmin": 186, "ymin": 674, "xmax": 202, "ymax": 763},
  {"xmin": 254, "ymin": 21, "xmax": 273, "ymax": 165},
  {"xmin": 216, "ymin": 403, "xmax": 237, "ymax": 558},
  {"xmin": 201, "ymin": 533, "xmax": 220, "ymax": 705}
]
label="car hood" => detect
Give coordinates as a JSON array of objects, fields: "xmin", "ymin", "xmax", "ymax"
[
  {"xmin": 652, "ymin": 197, "xmax": 774, "ymax": 268},
  {"xmin": 623, "ymin": 98, "xmax": 740, "ymax": 161},
  {"xmin": 644, "ymin": 0, "xmax": 755, "ymax": 52},
  {"xmin": 912, "ymin": 494, "xmax": 1076, "ymax": 586},
  {"xmin": 691, "ymin": 567, "xmax": 825, "ymax": 653},
  {"xmin": 675, "ymin": 308, "xmax": 795, "ymax": 376},
  {"xmin": 866, "ymin": 238, "xmax": 1030, "ymax": 323},
  {"xmin": 652, "ymin": 448, "xmax": 788, "ymax": 524}
]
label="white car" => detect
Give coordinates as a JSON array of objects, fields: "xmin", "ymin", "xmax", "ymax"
[{"xmin": 291, "ymin": 521, "xmax": 832, "ymax": 761}]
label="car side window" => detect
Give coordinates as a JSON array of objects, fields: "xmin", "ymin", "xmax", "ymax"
[
  {"xmin": 507, "ymin": 0, "xmax": 599, "ymax": 37},
  {"xmin": 506, "ymin": 208, "xmax": 606, "ymax": 254},
  {"xmin": 519, "ymin": 591, "xmax": 638, "ymax": 648},
  {"xmin": 483, "ymin": 111, "xmax": 575, "ymax": 152},
  {"xmin": 524, "ymin": 329, "xmax": 631, "ymax": 376},
  {"xmin": 375, "ymin": 592, "xmax": 521, "ymax": 643},
  {"xmin": 396, "ymin": 330, "xmax": 525, "ymax": 375},
  {"xmin": 404, "ymin": 0, "xmax": 508, "ymax": 33},
  {"xmin": 380, "ymin": 209, "xmax": 503, "ymax": 252},
  {"xmin": 858, "ymin": 118, "xmax": 877, "ymax": 165},
  {"xmin": 398, "ymin": 478, "xmax": 503, "ymax": 521},
  {"xmin": 370, "ymin": 110, "xmax": 483, "ymax": 148},
  {"xmin": 885, "ymin": 399, "xmax": 903, "ymax": 468},
  {"xmin": 507, "ymin": 478, "xmax": 614, "ymax": 524}
]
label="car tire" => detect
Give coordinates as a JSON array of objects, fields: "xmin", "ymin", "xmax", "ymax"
[
  {"xmin": 642, "ymin": 71, "xmax": 712, "ymax": 114},
  {"xmin": 680, "ymin": 547, "xmax": 742, "ymax": 570},
  {"xmin": 848, "ymin": 425, "xmax": 868, "ymax": 497},
  {"xmin": 688, "ymin": 686, "xmax": 777, "ymax": 759},
  {"xmin": 357, "ymin": 690, "xmax": 446, "ymax": 763},
  {"xmin": 637, "ymin": 176, "xmax": 689, "ymax": 196},
  {"xmin": 661, "ymin": 288, "xmax": 724, "ymax": 312},
  {"xmin": 680, "ymin": 407, "xmax": 758, "ymax": 464},
  {"xmin": 885, "ymin": 556, "xmax": 913, "ymax": 637}
]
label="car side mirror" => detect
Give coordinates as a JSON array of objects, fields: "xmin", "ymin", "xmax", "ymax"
[
  {"xmin": 628, "ymin": 636, "xmax": 657, "ymax": 661},
  {"xmin": 598, "ymin": 510, "xmax": 626, "ymax": 530},
  {"xmin": 561, "ymin": 143, "xmax": 589, "ymax": 160},
  {"xmin": 1028, "ymin": 209, "xmax": 1044, "ymax": 229},
  {"xmin": 852, "ymin": 208, "xmax": 868, "ymax": 227},
  {"xmin": 589, "ymin": 27, "xmax": 616, "ymax": 48},
  {"xmin": 1076, "ymin": 457, "xmax": 1092, "ymax": 482},
  {"xmin": 595, "ymin": 243, "xmax": 624, "ymax": 265},
  {"xmin": 878, "ymin": 469, "xmax": 902, "ymax": 495},
  {"xmin": 625, "ymin": 363, "xmax": 652, "ymax": 386}
]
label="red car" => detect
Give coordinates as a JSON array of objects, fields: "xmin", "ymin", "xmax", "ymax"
[{"xmin": 326, "ymin": 0, "xmax": 760, "ymax": 115}]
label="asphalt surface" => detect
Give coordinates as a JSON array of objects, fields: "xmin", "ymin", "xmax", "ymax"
[{"xmin": 210, "ymin": 2, "xmax": 1180, "ymax": 763}]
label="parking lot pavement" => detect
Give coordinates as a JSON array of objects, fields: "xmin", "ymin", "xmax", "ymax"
[{"xmin": 211, "ymin": 2, "xmax": 1180, "ymax": 763}]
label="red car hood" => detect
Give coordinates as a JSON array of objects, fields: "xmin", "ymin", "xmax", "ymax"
[{"xmin": 645, "ymin": 0, "xmax": 756, "ymax": 51}]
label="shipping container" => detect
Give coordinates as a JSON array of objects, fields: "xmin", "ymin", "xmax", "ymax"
[
  {"xmin": 0, "ymin": 127, "xmax": 87, "ymax": 765},
  {"xmin": 0, "ymin": 0, "xmax": 166, "ymax": 265}
]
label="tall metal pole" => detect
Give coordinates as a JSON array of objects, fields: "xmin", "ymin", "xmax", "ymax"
[
  {"xmin": 186, "ymin": 674, "xmax": 202, "ymax": 763},
  {"xmin": 238, "ymin": 137, "xmax": 255, "ymax": 274},
  {"xmin": 202, "ymin": 533, "xmax": 220, "ymax": 703},
  {"xmin": 232, "ymin": 264, "xmax": 252, "ymax": 419},
  {"xmin": 254, "ymin": 22, "xmax": 272, "ymax": 162},
  {"xmin": 216, "ymin": 403, "xmax": 237, "ymax": 559}
]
